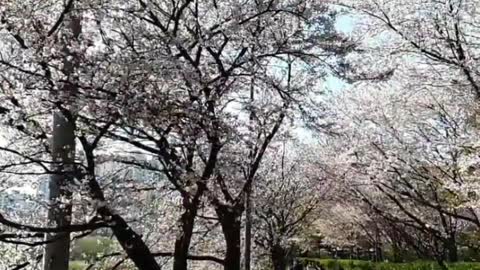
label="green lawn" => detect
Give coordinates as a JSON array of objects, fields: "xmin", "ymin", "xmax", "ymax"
[
  {"xmin": 300, "ymin": 259, "xmax": 480, "ymax": 270},
  {"xmin": 70, "ymin": 261, "xmax": 88, "ymax": 270},
  {"xmin": 70, "ymin": 260, "xmax": 136, "ymax": 270}
]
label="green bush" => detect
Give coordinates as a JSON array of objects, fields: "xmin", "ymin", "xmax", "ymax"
[
  {"xmin": 300, "ymin": 259, "xmax": 480, "ymax": 270},
  {"xmin": 69, "ymin": 261, "xmax": 88, "ymax": 270},
  {"xmin": 71, "ymin": 236, "xmax": 116, "ymax": 262},
  {"xmin": 69, "ymin": 236, "xmax": 139, "ymax": 270},
  {"xmin": 69, "ymin": 260, "xmax": 137, "ymax": 270}
]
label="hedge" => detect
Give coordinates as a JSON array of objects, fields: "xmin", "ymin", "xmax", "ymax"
[{"xmin": 300, "ymin": 259, "xmax": 480, "ymax": 270}]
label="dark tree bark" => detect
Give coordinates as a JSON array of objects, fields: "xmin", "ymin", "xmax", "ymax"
[
  {"xmin": 171, "ymin": 141, "xmax": 220, "ymax": 270},
  {"xmin": 108, "ymin": 213, "xmax": 162, "ymax": 270},
  {"xmin": 216, "ymin": 204, "xmax": 243, "ymax": 270},
  {"xmin": 80, "ymin": 138, "xmax": 162, "ymax": 270},
  {"xmin": 445, "ymin": 236, "xmax": 458, "ymax": 262},
  {"xmin": 173, "ymin": 201, "xmax": 198, "ymax": 270},
  {"xmin": 244, "ymin": 188, "xmax": 252, "ymax": 270},
  {"xmin": 271, "ymin": 244, "xmax": 289, "ymax": 270},
  {"xmin": 91, "ymin": 190, "xmax": 162, "ymax": 270}
]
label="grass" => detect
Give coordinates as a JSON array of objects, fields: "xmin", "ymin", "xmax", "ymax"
[
  {"xmin": 69, "ymin": 260, "xmax": 136, "ymax": 270},
  {"xmin": 70, "ymin": 261, "xmax": 88, "ymax": 270},
  {"xmin": 299, "ymin": 259, "xmax": 480, "ymax": 270}
]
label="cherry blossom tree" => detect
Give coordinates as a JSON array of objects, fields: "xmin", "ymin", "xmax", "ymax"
[
  {"xmin": 322, "ymin": 63, "xmax": 480, "ymax": 266},
  {"xmin": 308, "ymin": 0, "xmax": 480, "ymax": 265},
  {"xmin": 87, "ymin": 1, "xmax": 350, "ymax": 270},
  {"xmin": 0, "ymin": 1, "xmax": 163, "ymax": 269},
  {"xmin": 0, "ymin": 1, "xmax": 352, "ymax": 270},
  {"xmin": 252, "ymin": 143, "xmax": 327, "ymax": 270}
]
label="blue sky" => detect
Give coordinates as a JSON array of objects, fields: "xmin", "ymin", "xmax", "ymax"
[{"xmin": 325, "ymin": 14, "xmax": 355, "ymax": 93}]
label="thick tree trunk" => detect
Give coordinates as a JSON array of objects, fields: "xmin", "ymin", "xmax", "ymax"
[
  {"xmin": 88, "ymin": 180, "xmax": 161, "ymax": 270},
  {"xmin": 43, "ymin": 12, "xmax": 82, "ymax": 270},
  {"xmin": 223, "ymin": 221, "xmax": 241, "ymax": 270},
  {"xmin": 244, "ymin": 188, "xmax": 252, "ymax": 270},
  {"xmin": 173, "ymin": 203, "xmax": 197, "ymax": 270},
  {"xmin": 436, "ymin": 258, "xmax": 449, "ymax": 270},
  {"xmin": 109, "ymin": 213, "xmax": 162, "ymax": 270},
  {"xmin": 43, "ymin": 112, "xmax": 75, "ymax": 270},
  {"xmin": 271, "ymin": 244, "xmax": 288, "ymax": 270},
  {"xmin": 391, "ymin": 242, "xmax": 401, "ymax": 262},
  {"xmin": 446, "ymin": 236, "xmax": 458, "ymax": 262},
  {"xmin": 82, "ymin": 150, "xmax": 161, "ymax": 270},
  {"xmin": 217, "ymin": 205, "xmax": 242, "ymax": 270}
]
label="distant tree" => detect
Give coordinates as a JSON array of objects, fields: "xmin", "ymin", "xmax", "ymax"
[
  {"xmin": 0, "ymin": 1, "xmax": 353, "ymax": 270},
  {"xmin": 253, "ymin": 144, "xmax": 326, "ymax": 270}
]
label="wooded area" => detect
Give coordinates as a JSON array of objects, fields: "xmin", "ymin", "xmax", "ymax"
[{"xmin": 0, "ymin": 0, "xmax": 480, "ymax": 270}]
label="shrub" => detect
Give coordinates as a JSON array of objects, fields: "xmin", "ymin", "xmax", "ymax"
[
  {"xmin": 69, "ymin": 259, "xmax": 137, "ymax": 270},
  {"xmin": 71, "ymin": 236, "xmax": 116, "ymax": 262},
  {"xmin": 300, "ymin": 259, "xmax": 480, "ymax": 270},
  {"xmin": 69, "ymin": 261, "xmax": 88, "ymax": 270}
]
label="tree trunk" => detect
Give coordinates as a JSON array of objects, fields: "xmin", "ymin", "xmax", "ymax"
[
  {"xmin": 87, "ymin": 178, "xmax": 161, "ymax": 270},
  {"xmin": 446, "ymin": 236, "xmax": 458, "ymax": 262},
  {"xmin": 217, "ymin": 205, "xmax": 242, "ymax": 270},
  {"xmin": 436, "ymin": 258, "xmax": 449, "ymax": 270},
  {"xmin": 43, "ymin": 111, "xmax": 75, "ymax": 270},
  {"xmin": 173, "ymin": 202, "xmax": 197, "ymax": 270},
  {"xmin": 43, "ymin": 12, "xmax": 82, "ymax": 270},
  {"xmin": 271, "ymin": 244, "xmax": 288, "ymax": 270},
  {"xmin": 392, "ymin": 242, "xmax": 401, "ymax": 262},
  {"xmin": 244, "ymin": 188, "xmax": 252, "ymax": 270},
  {"xmin": 433, "ymin": 239, "xmax": 448, "ymax": 270},
  {"xmin": 109, "ymin": 213, "xmax": 162, "ymax": 270},
  {"xmin": 82, "ymin": 150, "xmax": 162, "ymax": 270}
]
